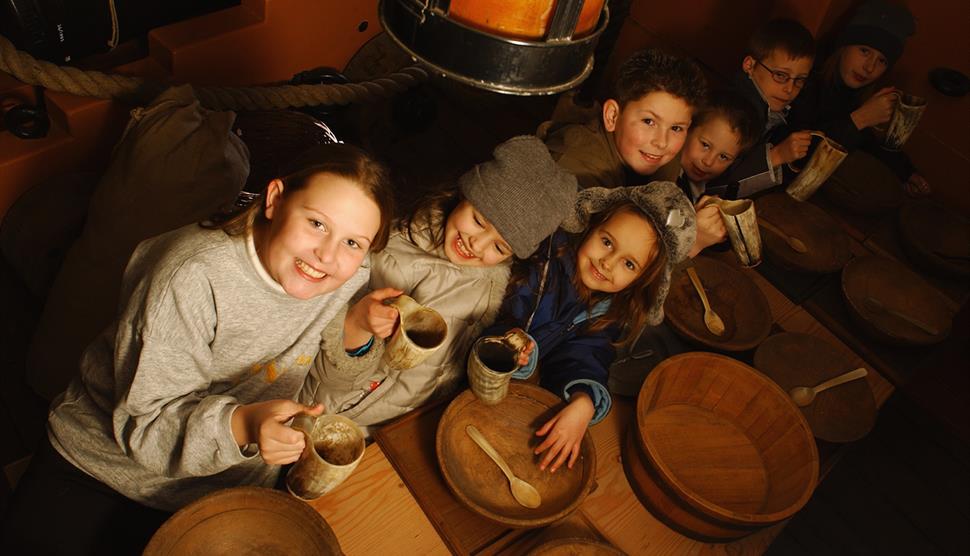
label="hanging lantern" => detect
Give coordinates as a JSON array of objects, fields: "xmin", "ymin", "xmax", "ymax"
[{"xmin": 379, "ymin": 0, "xmax": 609, "ymax": 95}]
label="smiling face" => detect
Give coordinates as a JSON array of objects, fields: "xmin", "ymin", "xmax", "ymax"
[
  {"xmin": 576, "ymin": 208, "xmax": 658, "ymax": 294},
  {"xmin": 604, "ymin": 91, "xmax": 692, "ymax": 177},
  {"xmin": 839, "ymin": 44, "xmax": 889, "ymax": 89},
  {"xmin": 743, "ymin": 50, "xmax": 813, "ymax": 112},
  {"xmin": 255, "ymin": 172, "xmax": 381, "ymax": 299},
  {"xmin": 680, "ymin": 117, "xmax": 745, "ymax": 184},
  {"xmin": 442, "ymin": 200, "xmax": 513, "ymax": 267}
]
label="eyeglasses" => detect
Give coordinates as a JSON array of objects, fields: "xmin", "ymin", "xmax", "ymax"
[{"xmin": 756, "ymin": 60, "xmax": 809, "ymax": 88}]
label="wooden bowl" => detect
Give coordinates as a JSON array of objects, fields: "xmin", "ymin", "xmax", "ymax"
[
  {"xmin": 436, "ymin": 383, "xmax": 596, "ymax": 528},
  {"xmin": 842, "ymin": 256, "xmax": 953, "ymax": 346},
  {"xmin": 754, "ymin": 333, "xmax": 876, "ymax": 443},
  {"xmin": 898, "ymin": 200, "xmax": 970, "ymax": 278},
  {"xmin": 526, "ymin": 537, "xmax": 625, "ymax": 555},
  {"xmin": 822, "ymin": 150, "xmax": 904, "ymax": 214},
  {"xmin": 755, "ymin": 192, "xmax": 850, "ymax": 273},
  {"xmin": 624, "ymin": 353, "xmax": 818, "ymax": 541},
  {"xmin": 664, "ymin": 256, "xmax": 772, "ymax": 352},
  {"xmin": 143, "ymin": 487, "xmax": 343, "ymax": 556}
]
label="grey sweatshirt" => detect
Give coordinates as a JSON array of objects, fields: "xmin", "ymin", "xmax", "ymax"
[{"xmin": 47, "ymin": 223, "xmax": 368, "ymax": 511}]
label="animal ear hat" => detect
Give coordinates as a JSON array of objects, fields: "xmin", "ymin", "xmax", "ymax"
[{"xmin": 562, "ymin": 181, "xmax": 696, "ymax": 325}]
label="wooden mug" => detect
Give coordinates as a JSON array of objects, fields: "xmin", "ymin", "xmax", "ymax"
[
  {"xmin": 467, "ymin": 329, "xmax": 531, "ymax": 405},
  {"xmin": 700, "ymin": 197, "xmax": 763, "ymax": 267},
  {"xmin": 786, "ymin": 131, "xmax": 848, "ymax": 202},
  {"xmin": 285, "ymin": 414, "xmax": 365, "ymax": 500},
  {"xmin": 382, "ymin": 294, "xmax": 448, "ymax": 370}
]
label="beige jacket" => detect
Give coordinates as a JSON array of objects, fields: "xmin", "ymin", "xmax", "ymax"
[{"xmin": 301, "ymin": 212, "xmax": 510, "ymax": 433}]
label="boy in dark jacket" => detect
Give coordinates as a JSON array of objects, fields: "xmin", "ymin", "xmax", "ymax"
[{"xmin": 712, "ymin": 18, "xmax": 816, "ymax": 198}]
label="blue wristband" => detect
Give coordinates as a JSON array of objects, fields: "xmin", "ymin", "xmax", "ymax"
[{"xmin": 346, "ymin": 335, "xmax": 375, "ymax": 357}]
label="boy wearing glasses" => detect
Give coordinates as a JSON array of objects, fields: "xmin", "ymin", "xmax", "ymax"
[{"xmin": 713, "ymin": 18, "xmax": 816, "ymax": 198}]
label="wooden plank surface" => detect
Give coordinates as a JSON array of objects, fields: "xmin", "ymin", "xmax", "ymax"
[{"xmin": 307, "ymin": 441, "xmax": 449, "ymax": 556}]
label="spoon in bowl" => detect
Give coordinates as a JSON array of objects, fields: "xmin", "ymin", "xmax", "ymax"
[
  {"xmin": 759, "ymin": 219, "xmax": 808, "ymax": 254},
  {"xmin": 686, "ymin": 267, "xmax": 725, "ymax": 336},
  {"xmin": 789, "ymin": 368, "xmax": 868, "ymax": 407},
  {"xmin": 466, "ymin": 425, "xmax": 541, "ymax": 509}
]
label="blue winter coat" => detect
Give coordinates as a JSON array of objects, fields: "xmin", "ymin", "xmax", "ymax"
[{"xmin": 483, "ymin": 231, "xmax": 616, "ymax": 424}]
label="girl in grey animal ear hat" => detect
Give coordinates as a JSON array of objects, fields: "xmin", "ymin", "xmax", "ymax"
[{"xmin": 481, "ymin": 180, "xmax": 696, "ymax": 473}]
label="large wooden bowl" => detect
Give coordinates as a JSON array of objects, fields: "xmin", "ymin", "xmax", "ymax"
[
  {"xmin": 624, "ymin": 352, "xmax": 818, "ymax": 541},
  {"xmin": 526, "ymin": 537, "xmax": 625, "ymax": 555},
  {"xmin": 898, "ymin": 200, "xmax": 970, "ymax": 278},
  {"xmin": 755, "ymin": 192, "xmax": 850, "ymax": 273},
  {"xmin": 436, "ymin": 383, "xmax": 596, "ymax": 528},
  {"xmin": 664, "ymin": 256, "xmax": 772, "ymax": 352},
  {"xmin": 143, "ymin": 487, "xmax": 343, "ymax": 555},
  {"xmin": 754, "ymin": 332, "xmax": 876, "ymax": 443},
  {"xmin": 842, "ymin": 256, "xmax": 953, "ymax": 346},
  {"xmin": 822, "ymin": 151, "xmax": 904, "ymax": 214}
]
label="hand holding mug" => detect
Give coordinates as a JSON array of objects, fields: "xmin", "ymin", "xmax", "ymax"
[
  {"xmin": 770, "ymin": 130, "xmax": 815, "ymax": 167},
  {"xmin": 345, "ymin": 287, "xmax": 403, "ymax": 349},
  {"xmin": 232, "ymin": 400, "xmax": 325, "ymax": 465},
  {"xmin": 689, "ymin": 196, "xmax": 728, "ymax": 257},
  {"xmin": 851, "ymin": 87, "xmax": 897, "ymax": 129}
]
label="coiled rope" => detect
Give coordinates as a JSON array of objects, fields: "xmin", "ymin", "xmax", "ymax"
[{"xmin": 0, "ymin": 34, "xmax": 428, "ymax": 110}]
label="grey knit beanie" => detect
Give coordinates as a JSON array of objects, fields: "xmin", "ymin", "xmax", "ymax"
[
  {"xmin": 460, "ymin": 135, "xmax": 578, "ymax": 258},
  {"xmin": 562, "ymin": 181, "xmax": 696, "ymax": 325},
  {"xmin": 837, "ymin": 0, "xmax": 915, "ymax": 66}
]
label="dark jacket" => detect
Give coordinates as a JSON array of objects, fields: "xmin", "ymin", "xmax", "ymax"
[
  {"xmin": 710, "ymin": 72, "xmax": 794, "ymax": 198},
  {"xmin": 483, "ymin": 231, "xmax": 616, "ymax": 424},
  {"xmin": 789, "ymin": 74, "xmax": 916, "ymax": 181}
]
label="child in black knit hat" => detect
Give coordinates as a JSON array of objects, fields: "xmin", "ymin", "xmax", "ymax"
[{"xmin": 789, "ymin": 0, "xmax": 930, "ymax": 196}]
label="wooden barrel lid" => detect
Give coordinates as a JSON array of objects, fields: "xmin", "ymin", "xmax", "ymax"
[
  {"xmin": 822, "ymin": 151, "xmax": 904, "ymax": 214},
  {"xmin": 143, "ymin": 487, "xmax": 343, "ymax": 556},
  {"xmin": 436, "ymin": 384, "xmax": 596, "ymax": 528},
  {"xmin": 754, "ymin": 332, "xmax": 876, "ymax": 443},
  {"xmin": 664, "ymin": 256, "xmax": 772, "ymax": 351},
  {"xmin": 841, "ymin": 256, "xmax": 953, "ymax": 345},
  {"xmin": 755, "ymin": 192, "xmax": 851, "ymax": 273},
  {"xmin": 898, "ymin": 200, "xmax": 970, "ymax": 278}
]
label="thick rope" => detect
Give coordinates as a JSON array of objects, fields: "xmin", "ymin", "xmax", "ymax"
[{"xmin": 0, "ymin": 34, "xmax": 428, "ymax": 110}]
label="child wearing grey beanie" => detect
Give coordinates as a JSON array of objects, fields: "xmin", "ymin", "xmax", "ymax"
[{"xmin": 303, "ymin": 135, "xmax": 578, "ymax": 434}]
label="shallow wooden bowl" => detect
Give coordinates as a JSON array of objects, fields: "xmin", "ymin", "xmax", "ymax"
[
  {"xmin": 822, "ymin": 150, "xmax": 904, "ymax": 214},
  {"xmin": 436, "ymin": 383, "xmax": 596, "ymax": 528},
  {"xmin": 143, "ymin": 487, "xmax": 342, "ymax": 556},
  {"xmin": 755, "ymin": 192, "xmax": 850, "ymax": 273},
  {"xmin": 842, "ymin": 256, "xmax": 953, "ymax": 346},
  {"xmin": 898, "ymin": 200, "xmax": 970, "ymax": 278},
  {"xmin": 625, "ymin": 352, "xmax": 818, "ymax": 541},
  {"xmin": 664, "ymin": 256, "xmax": 772, "ymax": 352},
  {"xmin": 754, "ymin": 332, "xmax": 876, "ymax": 443}
]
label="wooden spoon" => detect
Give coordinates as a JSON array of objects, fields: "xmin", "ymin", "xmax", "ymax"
[
  {"xmin": 465, "ymin": 425, "xmax": 541, "ymax": 509},
  {"xmin": 759, "ymin": 219, "xmax": 808, "ymax": 253},
  {"xmin": 863, "ymin": 296, "xmax": 941, "ymax": 336},
  {"xmin": 686, "ymin": 267, "xmax": 725, "ymax": 336},
  {"xmin": 789, "ymin": 368, "xmax": 868, "ymax": 407}
]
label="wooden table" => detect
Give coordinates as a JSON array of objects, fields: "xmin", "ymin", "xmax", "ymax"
[{"xmin": 306, "ymin": 251, "xmax": 897, "ymax": 555}]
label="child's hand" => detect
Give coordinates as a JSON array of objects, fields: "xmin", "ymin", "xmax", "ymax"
[
  {"xmin": 770, "ymin": 131, "xmax": 814, "ymax": 167},
  {"xmin": 904, "ymin": 173, "xmax": 931, "ymax": 197},
  {"xmin": 533, "ymin": 392, "xmax": 595, "ymax": 473},
  {"xmin": 689, "ymin": 197, "xmax": 727, "ymax": 257},
  {"xmin": 507, "ymin": 327, "xmax": 535, "ymax": 366},
  {"xmin": 345, "ymin": 288, "xmax": 403, "ymax": 349},
  {"xmin": 231, "ymin": 400, "xmax": 325, "ymax": 465},
  {"xmin": 851, "ymin": 87, "xmax": 897, "ymax": 129}
]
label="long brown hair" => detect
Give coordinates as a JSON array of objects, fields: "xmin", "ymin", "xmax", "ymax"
[
  {"xmin": 206, "ymin": 143, "xmax": 396, "ymax": 252},
  {"xmin": 508, "ymin": 202, "xmax": 668, "ymax": 348},
  {"xmin": 579, "ymin": 203, "xmax": 668, "ymax": 347}
]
